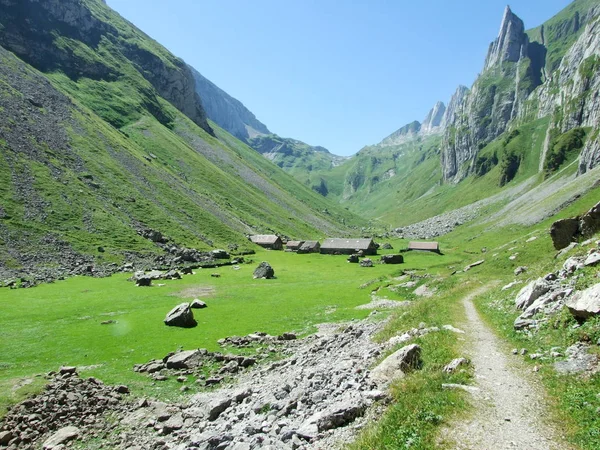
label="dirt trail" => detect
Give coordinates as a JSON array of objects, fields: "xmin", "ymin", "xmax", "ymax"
[{"xmin": 443, "ymin": 288, "xmax": 571, "ymax": 449}]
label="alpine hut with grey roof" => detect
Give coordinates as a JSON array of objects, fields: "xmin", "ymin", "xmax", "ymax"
[
  {"xmin": 297, "ymin": 240, "xmax": 321, "ymax": 254},
  {"xmin": 285, "ymin": 240, "xmax": 305, "ymax": 251},
  {"xmin": 249, "ymin": 235, "xmax": 283, "ymax": 250},
  {"xmin": 407, "ymin": 241, "xmax": 440, "ymax": 254},
  {"xmin": 320, "ymin": 238, "xmax": 377, "ymax": 255}
]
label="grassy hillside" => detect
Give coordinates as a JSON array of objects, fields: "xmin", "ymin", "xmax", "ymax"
[{"xmin": 0, "ymin": 1, "xmax": 362, "ymax": 279}]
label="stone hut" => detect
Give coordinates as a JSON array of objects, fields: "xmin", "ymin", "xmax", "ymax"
[
  {"xmin": 250, "ymin": 235, "xmax": 283, "ymax": 250},
  {"xmin": 320, "ymin": 238, "xmax": 377, "ymax": 256},
  {"xmin": 407, "ymin": 241, "xmax": 440, "ymax": 254},
  {"xmin": 297, "ymin": 240, "xmax": 321, "ymax": 254},
  {"xmin": 286, "ymin": 240, "xmax": 305, "ymax": 251}
]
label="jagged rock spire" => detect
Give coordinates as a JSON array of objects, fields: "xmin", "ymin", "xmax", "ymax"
[
  {"xmin": 421, "ymin": 101, "xmax": 446, "ymax": 134},
  {"xmin": 484, "ymin": 5, "xmax": 528, "ymax": 71}
]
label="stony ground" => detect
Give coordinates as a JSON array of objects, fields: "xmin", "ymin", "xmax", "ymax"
[{"xmin": 0, "ymin": 314, "xmax": 396, "ymax": 450}]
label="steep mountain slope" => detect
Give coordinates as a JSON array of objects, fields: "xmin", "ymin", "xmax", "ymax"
[
  {"xmin": 0, "ymin": 0, "xmax": 360, "ymax": 281},
  {"xmin": 188, "ymin": 66, "xmax": 270, "ymax": 141}
]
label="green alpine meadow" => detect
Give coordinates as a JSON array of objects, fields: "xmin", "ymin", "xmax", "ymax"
[{"xmin": 1, "ymin": 0, "xmax": 600, "ymax": 449}]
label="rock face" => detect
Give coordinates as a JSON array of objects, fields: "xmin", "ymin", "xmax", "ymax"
[
  {"xmin": 440, "ymin": 4, "xmax": 536, "ymax": 182},
  {"xmin": 421, "ymin": 101, "xmax": 447, "ymax": 135},
  {"xmin": 164, "ymin": 303, "xmax": 197, "ymax": 328},
  {"xmin": 253, "ymin": 262, "xmax": 275, "ymax": 279},
  {"xmin": 533, "ymin": 12, "xmax": 600, "ymax": 174},
  {"xmin": 379, "ymin": 101, "xmax": 447, "ymax": 147},
  {"xmin": 189, "ymin": 66, "xmax": 270, "ymax": 141},
  {"xmin": 0, "ymin": 0, "xmax": 213, "ymax": 134},
  {"xmin": 484, "ymin": 6, "xmax": 528, "ymax": 70},
  {"xmin": 566, "ymin": 283, "xmax": 600, "ymax": 319}
]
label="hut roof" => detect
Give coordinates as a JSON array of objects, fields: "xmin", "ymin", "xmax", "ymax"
[
  {"xmin": 286, "ymin": 240, "xmax": 304, "ymax": 247},
  {"xmin": 408, "ymin": 241, "xmax": 439, "ymax": 251},
  {"xmin": 321, "ymin": 238, "xmax": 374, "ymax": 251},
  {"xmin": 300, "ymin": 240, "xmax": 320, "ymax": 249},
  {"xmin": 250, "ymin": 235, "xmax": 281, "ymax": 245}
]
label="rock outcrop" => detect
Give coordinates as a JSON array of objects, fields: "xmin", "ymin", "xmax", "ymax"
[
  {"xmin": 0, "ymin": 0, "xmax": 212, "ymax": 134},
  {"xmin": 484, "ymin": 6, "xmax": 529, "ymax": 70},
  {"xmin": 379, "ymin": 101, "xmax": 447, "ymax": 147},
  {"xmin": 189, "ymin": 65, "xmax": 270, "ymax": 141}
]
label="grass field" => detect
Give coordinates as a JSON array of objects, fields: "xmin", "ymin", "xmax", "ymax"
[{"xmin": 0, "ymin": 244, "xmax": 463, "ymax": 417}]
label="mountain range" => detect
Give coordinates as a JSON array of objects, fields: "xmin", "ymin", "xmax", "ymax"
[{"xmin": 0, "ymin": 0, "xmax": 599, "ymax": 282}]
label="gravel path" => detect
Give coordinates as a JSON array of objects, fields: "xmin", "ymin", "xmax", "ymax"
[{"xmin": 443, "ymin": 288, "xmax": 571, "ymax": 449}]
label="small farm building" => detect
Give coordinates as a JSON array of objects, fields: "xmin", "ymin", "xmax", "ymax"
[
  {"xmin": 250, "ymin": 235, "xmax": 283, "ymax": 250},
  {"xmin": 286, "ymin": 241, "xmax": 305, "ymax": 251},
  {"xmin": 297, "ymin": 240, "xmax": 321, "ymax": 254},
  {"xmin": 320, "ymin": 238, "xmax": 377, "ymax": 255},
  {"xmin": 407, "ymin": 241, "xmax": 440, "ymax": 254}
]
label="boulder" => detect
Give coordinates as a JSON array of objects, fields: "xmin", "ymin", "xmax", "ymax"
[
  {"xmin": 190, "ymin": 299, "xmax": 207, "ymax": 309},
  {"xmin": 566, "ymin": 283, "xmax": 600, "ymax": 319},
  {"xmin": 359, "ymin": 258, "xmax": 374, "ymax": 267},
  {"xmin": 443, "ymin": 357, "xmax": 469, "ymax": 374},
  {"xmin": 164, "ymin": 303, "xmax": 197, "ymax": 328},
  {"xmin": 580, "ymin": 201, "xmax": 600, "ymax": 237},
  {"xmin": 211, "ymin": 249, "xmax": 230, "ymax": 259},
  {"xmin": 380, "ymin": 254, "xmax": 404, "ymax": 264},
  {"xmin": 253, "ymin": 262, "xmax": 275, "ymax": 279},
  {"xmin": 135, "ymin": 275, "xmax": 152, "ymax": 287},
  {"xmin": 370, "ymin": 344, "xmax": 422, "ymax": 383},
  {"xmin": 164, "ymin": 270, "xmax": 181, "ymax": 280},
  {"xmin": 550, "ymin": 218, "xmax": 580, "ymax": 250},
  {"xmin": 347, "ymin": 254, "xmax": 359, "ymax": 263},
  {"xmin": 515, "ymin": 278, "xmax": 553, "ymax": 310},
  {"xmin": 584, "ymin": 252, "xmax": 600, "ymax": 267},
  {"xmin": 514, "ymin": 266, "xmax": 527, "ymax": 276},
  {"xmin": 42, "ymin": 426, "xmax": 80, "ymax": 449},
  {"xmin": 0, "ymin": 431, "xmax": 13, "ymax": 446},
  {"xmin": 166, "ymin": 350, "xmax": 204, "ymax": 369},
  {"xmin": 554, "ymin": 343, "xmax": 599, "ymax": 374},
  {"xmin": 381, "ymin": 243, "xmax": 394, "ymax": 250}
]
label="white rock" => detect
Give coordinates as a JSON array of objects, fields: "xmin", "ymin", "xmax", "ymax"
[
  {"xmin": 43, "ymin": 426, "xmax": 80, "ymax": 449},
  {"xmin": 566, "ymin": 283, "xmax": 600, "ymax": 319},
  {"xmin": 515, "ymin": 278, "xmax": 553, "ymax": 310}
]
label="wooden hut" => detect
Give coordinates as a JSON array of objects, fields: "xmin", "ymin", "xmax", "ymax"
[
  {"xmin": 297, "ymin": 240, "xmax": 321, "ymax": 254},
  {"xmin": 320, "ymin": 238, "xmax": 377, "ymax": 255},
  {"xmin": 250, "ymin": 235, "xmax": 283, "ymax": 250},
  {"xmin": 286, "ymin": 240, "xmax": 305, "ymax": 251},
  {"xmin": 407, "ymin": 241, "xmax": 440, "ymax": 254}
]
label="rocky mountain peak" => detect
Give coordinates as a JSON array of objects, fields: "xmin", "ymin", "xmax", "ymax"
[
  {"xmin": 421, "ymin": 101, "xmax": 446, "ymax": 135},
  {"xmin": 484, "ymin": 5, "xmax": 528, "ymax": 71}
]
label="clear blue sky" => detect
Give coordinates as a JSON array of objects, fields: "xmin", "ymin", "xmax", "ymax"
[{"xmin": 107, "ymin": 0, "xmax": 572, "ymax": 155}]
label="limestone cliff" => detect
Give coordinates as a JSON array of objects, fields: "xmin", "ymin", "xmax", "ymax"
[
  {"xmin": 484, "ymin": 6, "xmax": 529, "ymax": 70},
  {"xmin": 441, "ymin": 6, "xmax": 541, "ymax": 182},
  {"xmin": 421, "ymin": 101, "xmax": 447, "ymax": 135},
  {"xmin": 533, "ymin": 14, "xmax": 600, "ymax": 174},
  {"xmin": 0, "ymin": 0, "xmax": 212, "ymax": 134},
  {"xmin": 189, "ymin": 66, "xmax": 270, "ymax": 141}
]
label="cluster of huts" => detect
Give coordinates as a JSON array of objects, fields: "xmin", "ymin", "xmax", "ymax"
[{"xmin": 248, "ymin": 235, "xmax": 440, "ymax": 255}]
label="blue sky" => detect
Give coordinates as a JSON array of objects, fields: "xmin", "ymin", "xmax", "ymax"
[{"xmin": 106, "ymin": 0, "xmax": 572, "ymax": 155}]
